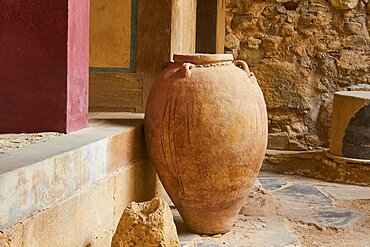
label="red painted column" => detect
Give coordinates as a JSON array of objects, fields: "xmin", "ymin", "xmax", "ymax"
[{"xmin": 0, "ymin": 0, "xmax": 89, "ymax": 133}]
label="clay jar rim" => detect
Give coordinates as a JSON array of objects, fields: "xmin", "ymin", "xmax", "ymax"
[{"xmin": 173, "ymin": 53, "xmax": 234, "ymax": 65}]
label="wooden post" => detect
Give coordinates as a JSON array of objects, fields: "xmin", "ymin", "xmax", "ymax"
[
  {"xmin": 216, "ymin": 0, "xmax": 226, "ymax": 53},
  {"xmin": 138, "ymin": 0, "xmax": 197, "ymax": 112},
  {"xmin": 196, "ymin": 0, "xmax": 225, "ymax": 54}
]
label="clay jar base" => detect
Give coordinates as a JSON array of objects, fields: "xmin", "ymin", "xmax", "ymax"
[{"xmin": 176, "ymin": 200, "xmax": 244, "ymax": 235}]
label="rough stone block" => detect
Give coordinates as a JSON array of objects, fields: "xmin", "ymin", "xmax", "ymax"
[
  {"xmin": 268, "ymin": 132, "xmax": 290, "ymax": 150},
  {"xmin": 112, "ymin": 198, "xmax": 180, "ymax": 247},
  {"xmin": 330, "ymin": 0, "xmax": 359, "ymax": 9}
]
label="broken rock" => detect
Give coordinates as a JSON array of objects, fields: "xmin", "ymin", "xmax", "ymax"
[{"xmin": 112, "ymin": 198, "xmax": 180, "ymax": 247}]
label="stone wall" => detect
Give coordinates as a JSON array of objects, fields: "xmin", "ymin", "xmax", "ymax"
[{"xmin": 225, "ymin": 0, "xmax": 370, "ymax": 150}]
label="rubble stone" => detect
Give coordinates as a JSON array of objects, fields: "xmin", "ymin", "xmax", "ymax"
[
  {"xmin": 268, "ymin": 132, "xmax": 290, "ymax": 150},
  {"xmin": 226, "ymin": 0, "xmax": 370, "ymax": 150},
  {"xmin": 112, "ymin": 198, "xmax": 180, "ymax": 247},
  {"xmin": 330, "ymin": 0, "xmax": 359, "ymax": 9}
]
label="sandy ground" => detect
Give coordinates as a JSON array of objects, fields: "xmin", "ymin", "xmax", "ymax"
[{"xmin": 0, "ymin": 132, "xmax": 63, "ymax": 153}]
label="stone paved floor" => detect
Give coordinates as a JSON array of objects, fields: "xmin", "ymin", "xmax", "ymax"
[{"xmin": 174, "ymin": 172, "xmax": 370, "ymax": 247}]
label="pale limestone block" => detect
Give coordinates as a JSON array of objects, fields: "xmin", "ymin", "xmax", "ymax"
[
  {"xmin": 113, "ymin": 160, "xmax": 156, "ymax": 225},
  {"xmin": 1, "ymin": 160, "xmax": 156, "ymax": 247},
  {"xmin": 89, "ymin": 229, "xmax": 115, "ymax": 247},
  {"xmin": 21, "ymin": 174, "xmax": 116, "ymax": 247}
]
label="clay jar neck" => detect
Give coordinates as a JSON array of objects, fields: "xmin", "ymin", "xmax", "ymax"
[{"xmin": 173, "ymin": 53, "xmax": 234, "ymax": 66}]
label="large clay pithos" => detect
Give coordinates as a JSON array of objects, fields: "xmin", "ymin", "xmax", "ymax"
[{"xmin": 144, "ymin": 54, "xmax": 268, "ymax": 235}]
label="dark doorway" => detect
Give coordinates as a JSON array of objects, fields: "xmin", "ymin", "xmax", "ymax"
[
  {"xmin": 342, "ymin": 104, "xmax": 370, "ymax": 159},
  {"xmin": 196, "ymin": 0, "xmax": 225, "ymax": 54}
]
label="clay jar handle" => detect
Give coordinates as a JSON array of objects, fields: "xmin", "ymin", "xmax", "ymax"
[
  {"xmin": 234, "ymin": 60, "xmax": 257, "ymax": 84},
  {"xmin": 234, "ymin": 60, "xmax": 251, "ymax": 74},
  {"xmin": 181, "ymin": 63, "xmax": 195, "ymax": 77}
]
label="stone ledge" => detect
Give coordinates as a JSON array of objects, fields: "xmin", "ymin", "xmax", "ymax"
[
  {"xmin": 262, "ymin": 149, "xmax": 370, "ymax": 186},
  {"xmin": 0, "ymin": 120, "xmax": 147, "ymax": 231},
  {"xmin": 0, "ymin": 160, "xmax": 156, "ymax": 247}
]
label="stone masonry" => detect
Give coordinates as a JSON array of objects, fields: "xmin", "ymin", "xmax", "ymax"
[{"xmin": 225, "ymin": 0, "xmax": 370, "ymax": 150}]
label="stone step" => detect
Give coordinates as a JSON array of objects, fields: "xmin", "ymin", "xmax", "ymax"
[{"xmin": 0, "ymin": 119, "xmax": 156, "ymax": 246}]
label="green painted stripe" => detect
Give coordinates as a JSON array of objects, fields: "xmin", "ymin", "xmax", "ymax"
[
  {"xmin": 130, "ymin": 0, "xmax": 138, "ymax": 72},
  {"xmin": 89, "ymin": 67, "xmax": 134, "ymax": 73},
  {"xmin": 89, "ymin": 0, "xmax": 138, "ymax": 73}
]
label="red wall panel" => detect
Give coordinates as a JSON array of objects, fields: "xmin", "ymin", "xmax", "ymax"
[{"xmin": 0, "ymin": 0, "xmax": 88, "ymax": 133}]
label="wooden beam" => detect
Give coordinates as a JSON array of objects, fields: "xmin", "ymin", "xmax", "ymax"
[{"xmin": 89, "ymin": 72, "xmax": 143, "ymax": 112}]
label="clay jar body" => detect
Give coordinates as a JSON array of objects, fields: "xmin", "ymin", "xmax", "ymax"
[{"xmin": 145, "ymin": 54, "xmax": 268, "ymax": 235}]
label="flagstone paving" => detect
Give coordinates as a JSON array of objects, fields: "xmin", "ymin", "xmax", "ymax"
[{"xmin": 175, "ymin": 172, "xmax": 370, "ymax": 247}]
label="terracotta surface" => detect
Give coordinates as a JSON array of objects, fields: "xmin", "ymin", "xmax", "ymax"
[
  {"xmin": 0, "ymin": 0, "xmax": 89, "ymax": 133},
  {"xmin": 145, "ymin": 54, "xmax": 268, "ymax": 234},
  {"xmin": 329, "ymin": 91, "xmax": 370, "ymax": 159}
]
